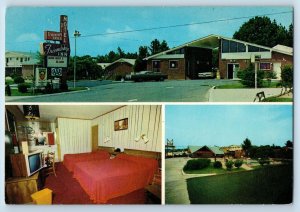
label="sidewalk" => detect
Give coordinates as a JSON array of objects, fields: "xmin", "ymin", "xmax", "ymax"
[{"xmin": 209, "ymin": 87, "xmax": 283, "ymax": 102}]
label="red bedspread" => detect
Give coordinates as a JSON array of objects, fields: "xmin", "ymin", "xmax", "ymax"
[
  {"xmin": 73, "ymin": 154, "xmax": 158, "ymax": 203},
  {"xmin": 63, "ymin": 150, "xmax": 110, "ymax": 172}
]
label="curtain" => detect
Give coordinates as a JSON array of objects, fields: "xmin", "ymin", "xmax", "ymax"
[{"xmin": 58, "ymin": 118, "xmax": 91, "ymax": 160}]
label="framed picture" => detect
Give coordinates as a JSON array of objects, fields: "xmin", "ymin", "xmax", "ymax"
[{"xmin": 114, "ymin": 118, "xmax": 128, "ymax": 131}]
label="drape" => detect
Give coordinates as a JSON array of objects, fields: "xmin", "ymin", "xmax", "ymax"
[{"xmin": 58, "ymin": 118, "xmax": 91, "ymax": 160}]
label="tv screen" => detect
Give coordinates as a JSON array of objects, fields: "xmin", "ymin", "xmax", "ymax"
[{"xmin": 28, "ymin": 153, "xmax": 42, "ymax": 174}]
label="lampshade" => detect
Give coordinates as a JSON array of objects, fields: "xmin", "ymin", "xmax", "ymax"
[{"xmin": 23, "ymin": 105, "xmax": 40, "ymax": 120}]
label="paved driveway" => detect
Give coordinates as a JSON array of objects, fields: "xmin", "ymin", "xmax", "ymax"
[{"xmin": 7, "ymin": 79, "xmax": 236, "ymax": 102}]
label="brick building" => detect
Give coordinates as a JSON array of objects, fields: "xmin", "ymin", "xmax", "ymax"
[
  {"xmin": 144, "ymin": 34, "xmax": 293, "ymax": 80},
  {"xmin": 104, "ymin": 58, "xmax": 136, "ymax": 80}
]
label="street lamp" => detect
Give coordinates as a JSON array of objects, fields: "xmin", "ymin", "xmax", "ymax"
[{"xmin": 73, "ymin": 30, "xmax": 81, "ymax": 88}]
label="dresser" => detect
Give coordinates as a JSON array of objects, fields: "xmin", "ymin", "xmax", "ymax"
[{"xmin": 5, "ymin": 172, "xmax": 43, "ymax": 204}]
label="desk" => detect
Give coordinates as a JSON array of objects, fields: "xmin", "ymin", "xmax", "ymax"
[{"xmin": 5, "ymin": 172, "xmax": 42, "ymax": 204}]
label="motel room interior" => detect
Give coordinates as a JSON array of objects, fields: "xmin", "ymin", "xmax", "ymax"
[{"xmin": 4, "ymin": 104, "xmax": 162, "ymax": 204}]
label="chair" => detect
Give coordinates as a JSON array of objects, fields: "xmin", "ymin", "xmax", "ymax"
[{"xmin": 44, "ymin": 152, "xmax": 56, "ymax": 177}]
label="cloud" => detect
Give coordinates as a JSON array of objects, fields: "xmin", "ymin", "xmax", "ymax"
[{"xmin": 16, "ymin": 33, "xmax": 41, "ymax": 42}]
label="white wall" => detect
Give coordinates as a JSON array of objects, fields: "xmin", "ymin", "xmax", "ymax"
[{"xmin": 92, "ymin": 105, "xmax": 162, "ymax": 152}]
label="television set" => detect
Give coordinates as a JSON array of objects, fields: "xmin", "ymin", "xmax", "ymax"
[{"xmin": 25, "ymin": 151, "xmax": 43, "ymax": 176}]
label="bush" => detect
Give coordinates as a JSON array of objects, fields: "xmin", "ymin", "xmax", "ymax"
[
  {"xmin": 14, "ymin": 76, "xmax": 25, "ymax": 84},
  {"xmin": 43, "ymin": 82, "xmax": 53, "ymax": 94},
  {"xmin": 115, "ymin": 75, "xmax": 125, "ymax": 81},
  {"xmin": 184, "ymin": 159, "xmax": 211, "ymax": 171},
  {"xmin": 281, "ymin": 65, "xmax": 293, "ymax": 91},
  {"xmin": 213, "ymin": 161, "xmax": 222, "ymax": 169},
  {"xmin": 258, "ymin": 158, "xmax": 270, "ymax": 166},
  {"xmin": 18, "ymin": 83, "xmax": 29, "ymax": 93},
  {"xmin": 60, "ymin": 82, "xmax": 68, "ymax": 91},
  {"xmin": 225, "ymin": 160, "xmax": 234, "ymax": 170},
  {"xmin": 234, "ymin": 160, "xmax": 243, "ymax": 169},
  {"xmin": 238, "ymin": 64, "xmax": 264, "ymax": 88}
]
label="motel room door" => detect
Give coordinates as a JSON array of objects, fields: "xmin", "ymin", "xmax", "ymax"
[
  {"xmin": 227, "ymin": 63, "xmax": 239, "ymax": 79},
  {"xmin": 92, "ymin": 125, "xmax": 98, "ymax": 152}
]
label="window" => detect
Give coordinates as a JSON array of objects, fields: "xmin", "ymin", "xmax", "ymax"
[
  {"xmin": 248, "ymin": 45, "xmax": 260, "ymax": 52},
  {"xmin": 222, "ymin": 39, "xmax": 229, "ymax": 53},
  {"xmin": 260, "ymin": 62, "xmax": 271, "ymax": 70},
  {"xmin": 16, "ymin": 57, "xmax": 19, "ymax": 60},
  {"xmin": 169, "ymin": 60, "xmax": 178, "ymax": 69},
  {"xmin": 237, "ymin": 43, "xmax": 246, "ymax": 52},
  {"xmin": 20, "ymin": 58, "xmax": 23, "ymax": 62},
  {"xmin": 6, "ymin": 58, "xmax": 8, "ymax": 63},
  {"xmin": 229, "ymin": 41, "xmax": 238, "ymax": 52},
  {"xmin": 259, "ymin": 48, "xmax": 269, "ymax": 52},
  {"xmin": 152, "ymin": 60, "xmax": 160, "ymax": 70},
  {"xmin": 28, "ymin": 57, "xmax": 30, "ymax": 61}
]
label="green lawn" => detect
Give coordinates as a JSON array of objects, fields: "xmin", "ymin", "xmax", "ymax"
[
  {"xmin": 263, "ymin": 97, "xmax": 293, "ymax": 102},
  {"xmin": 7, "ymin": 87, "xmax": 86, "ymax": 96},
  {"xmin": 216, "ymin": 81, "xmax": 280, "ymax": 89},
  {"xmin": 184, "ymin": 165, "xmax": 245, "ymax": 174},
  {"xmin": 186, "ymin": 164, "xmax": 293, "ymax": 204}
]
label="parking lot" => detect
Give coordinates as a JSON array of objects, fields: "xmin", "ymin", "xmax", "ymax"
[{"xmin": 7, "ymin": 79, "xmax": 236, "ymax": 102}]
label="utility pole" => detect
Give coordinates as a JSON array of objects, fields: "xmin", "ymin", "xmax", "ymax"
[{"xmin": 73, "ymin": 30, "xmax": 81, "ymax": 88}]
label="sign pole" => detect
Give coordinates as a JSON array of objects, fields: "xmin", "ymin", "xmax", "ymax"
[
  {"xmin": 73, "ymin": 30, "xmax": 81, "ymax": 89},
  {"xmin": 255, "ymin": 62, "xmax": 257, "ymax": 89}
]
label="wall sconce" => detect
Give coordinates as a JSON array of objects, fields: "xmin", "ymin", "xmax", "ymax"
[
  {"xmin": 135, "ymin": 134, "xmax": 149, "ymax": 144},
  {"xmin": 104, "ymin": 136, "xmax": 111, "ymax": 143}
]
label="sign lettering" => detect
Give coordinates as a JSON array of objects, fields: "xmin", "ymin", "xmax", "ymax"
[
  {"xmin": 44, "ymin": 31, "xmax": 62, "ymax": 41},
  {"xmin": 50, "ymin": 67, "xmax": 63, "ymax": 76},
  {"xmin": 47, "ymin": 56, "xmax": 68, "ymax": 68},
  {"xmin": 42, "ymin": 43, "xmax": 70, "ymax": 56}
]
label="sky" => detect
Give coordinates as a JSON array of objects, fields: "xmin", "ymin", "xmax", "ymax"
[
  {"xmin": 5, "ymin": 6, "xmax": 293, "ymax": 56},
  {"xmin": 165, "ymin": 105, "xmax": 293, "ymax": 148}
]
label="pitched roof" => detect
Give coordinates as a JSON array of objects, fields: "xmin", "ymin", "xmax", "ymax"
[
  {"xmin": 144, "ymin": 34, "xmax": 293, "ymax": 60},
  {"xmin": 105, "ymin": 58, "xmax": 136, "ymax": 69},
  {"xmin": 6, "ymin": 51, "xmax": 37, "ymax": 58},
  {"xmin": 272, "ymin": 44, "xmax": 293, "ymax": 54},
  {"xmin": 188, "ymin": 145, "xmax": 224, "ymax": 155},
  {"xmin": 187, "ymin": 145, "xmax": 202, "ymax": 153}
]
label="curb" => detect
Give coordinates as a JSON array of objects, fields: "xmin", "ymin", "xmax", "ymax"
[
  {"xmin": 6, "ymin": 87, "xmax": 90, "ymax": 102},
  {"xmin": 207, "ymin": 86, "xmax": 216, "ymax": 102}
]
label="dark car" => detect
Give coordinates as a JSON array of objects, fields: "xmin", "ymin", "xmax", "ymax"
[{"xmin": 131, "ymin": 71, "xmax": 168, "ymax": 82}]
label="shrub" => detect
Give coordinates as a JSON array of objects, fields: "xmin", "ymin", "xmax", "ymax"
[
  {"xmin": 5, "ymin": 84, "xmax": 11, "ymax": 96},
  {"xmin": 213, "ymin": 161, "xmax": 222, "ymax": 169},
  {"xmin": 18, "ymin": 83, "xmax": 29, "ymax": 93},
  {"xmin": 184, "ymin": 159, "xmax": 211, "ymax": 171},
  {"xmin": 14, "ymin": 76, "xmax": 25, "ymax": 84},
  {"xmin": 234, "ymin": 160, "xmax": 243, "ymax": 169},
  {"xmin": 258, "ymin": 158, "xmax": 270, "ymax": 166},
  {"xmin": 225, "ymin": 160, "xmax": 234, "ymax": 170},
  {"xmin": 238, "ymin": 64, "xmax": 264, "ymax": 88},
  {"xmin": 115, "ymin": 75, "xmax": 125, "ymax": 81},
  {"xmin": 281, "ymin": 65, "xmax": 293, "ymax": 91},
  {"xmin": 43, "ymin": 82, "xmax": 53, "ymax": 94},
  {"xmin": 60, "ymin": 82, "xmax": 68, "ymax": 91}
]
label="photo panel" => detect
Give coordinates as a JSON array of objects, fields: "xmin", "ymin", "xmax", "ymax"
[{"xmin": 4, "ymin": 104, "xmax": 162, "ymax": 204}]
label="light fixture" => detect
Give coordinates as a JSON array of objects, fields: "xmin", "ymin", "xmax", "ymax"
[
  {"xmin": 135, "ymin": 134, "xmax": 149, "ymax": 144},
  {"xmin": 104, "ymin": 136, "xmax": 111, "ymax": 143},
  {"xmin": 23, "ymin": 105, "xmax": 40, "ymax": 120}
]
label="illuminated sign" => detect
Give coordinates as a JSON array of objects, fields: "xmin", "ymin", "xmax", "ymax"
[
  {"xmin": 47, "ymin": 56, "xmax": 68, "ymax": 68},
  {"xmin": 42, "ymin": 43, "xmax": 70, "ymax": 57},
  {"xmin": 44, "ymin": 31, "xmax": 62, "ymax": 41},
  {"xmin": 50, "ymin": 67, "xmax": 63, "ymax": 76}
]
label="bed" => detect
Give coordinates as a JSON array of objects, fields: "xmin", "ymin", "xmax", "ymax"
[
  {"xmin": 73, "ymin": 153, "xmax": 158, "ymax": 203},
  {"xmin": 63, "ymin": 150, "xmax": 110, "ymax": 172}
]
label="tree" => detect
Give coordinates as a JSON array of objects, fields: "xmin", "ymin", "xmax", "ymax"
[
  {"xmin": 234, "ymin": 160, "xmax": 243, "ymax": 169},
  {"xmin": 281, "ymin": 65, "xmax": 293, "ymax": 93},
  {"xmin": 233, "ymin": 16, "xmax": 292, "ymax": 47},
  {"xmin": 285, "ymin": 140, "xmax": 293, "ymax": 148},
  {"xmin": 117, "ymin": 47, "xmax": 125, "ymax": 58},
  {"xmin": 148, "ymin": 39, "xmax": 169, "ymax": 55},
  {"xmin": 36, "ymin": 51, "xmax": 45, "ymax": 67},
  {"xmin": 237, "ymin": 64, "xmax": 264, "ymax": 88},
  {"xmin": 242, "ymin": 138, "xmax": 252, "ymax": 157},
  {"xmin": 134, "ymin": 46, "xmax": 149, "ymax": 72}
]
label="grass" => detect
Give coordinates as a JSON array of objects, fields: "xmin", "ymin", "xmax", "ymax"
[
  {"xmin": 186, "ymin": 164, "xmax": 293, "ymax": 204},
  {"xmin": 263, "ymin": 97, "xmax": 293, "ymax": 102},
  {"xmin": 184, "ymin": 165, "xmax": 245, "ymax": 174},
  {"xmin": 7, "ymin": 87, "xmax": 86, "ymax": 96},
  {"xmin": 216, "ymin": 81, "xmax": 280, "ymax": 89}
]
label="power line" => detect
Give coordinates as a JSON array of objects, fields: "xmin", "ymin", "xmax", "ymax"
[{"xmin": 78, "ymin": 10, "xmax": 292, "ymax": 38}]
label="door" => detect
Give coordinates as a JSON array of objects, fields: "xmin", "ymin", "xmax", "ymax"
[
  {"xmin": 91, "ymin": 125, "xmax": 98, "ymax": 152},
  {"xmin": 227, "ymin": 63, "xmax": 239, "ymax": 79},
  {"xmin": 273, "ymin": 62, "xmax": 281, "ymax": 79}
]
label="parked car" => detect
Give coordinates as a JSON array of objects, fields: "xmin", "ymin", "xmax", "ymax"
[
  {"xmin": 198, "ymin": 68, "xmax": 217, "ymax": 79},
  {"xmin": 131, "ymin": 71, "xmax": 168, "ymax": 82}
]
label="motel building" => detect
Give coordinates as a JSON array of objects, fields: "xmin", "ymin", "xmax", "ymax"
[{"xmin": 144, "ymin": 34, "xmax": 293, "ymax": 80}]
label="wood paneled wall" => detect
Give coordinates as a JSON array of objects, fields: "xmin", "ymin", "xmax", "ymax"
[{"xmin": 92, "ymin": 105, "xmax": 162, "ymax": 152}]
